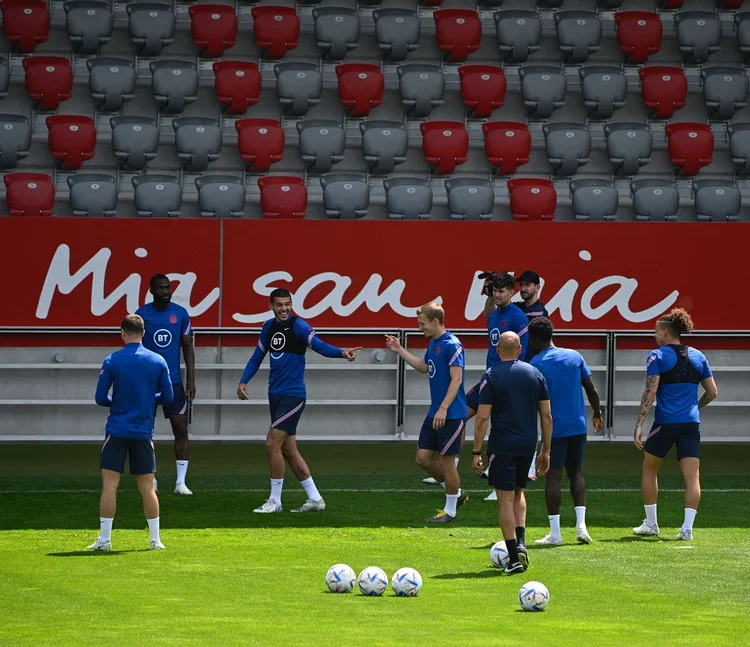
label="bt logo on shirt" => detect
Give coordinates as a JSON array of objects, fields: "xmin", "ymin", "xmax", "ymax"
[
  {"xmin": 270, "ymin": 332, "xmax": 286, "ymax": 359},
  {"xmin": 154, "ymin": 329, "xmax": 172, "ymax": 348},
  {"xmin": 428, "ymin": 359, "xmax": 436, "ymax": 378},
  {"xmin": 489, "ymin": 328, "xmax": 500, "ymax": 345}
]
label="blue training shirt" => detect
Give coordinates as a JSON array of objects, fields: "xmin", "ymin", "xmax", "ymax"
[
  {"xmin": 647, "ymin": 346, "xmax": 712, "ymax": 424},
  {"xmin": 423, "ymin": 331, "xmax": 468, "ymax": 420},
  {"xmin": 531, "ymin": 347, "xmax": 591, "ymax": 438},
  {"xmin": 136, "ymin": 302, "xmax": 192, "ymax": 384},
  {"xmin": 486, "ymin": 304, "xmax": 529, "ymax": 368},
  {"xmin": 95, "ymin": 343, "xmax": 174, "ymax": 439}
]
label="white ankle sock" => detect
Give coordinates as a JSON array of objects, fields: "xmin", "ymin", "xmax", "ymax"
[
  {"xmin": 575, "ymin": 506, "xmax": 587, "ymax": 528},
  {"xmin": 147, "ymin": 517, "xmax": 160, "ymax": 543},
  {"xmin": 445, "ymin": 493, "xmax": 459, "ymax": 517},
  {"xmin": 176, "ymin": 461, "xmax": 188, "ymax": 485},
  {"xmin": 99, "ymin": 517, "xmax": 113, "ymax": 542},
  {"xmin": 548, "ymin": 514, "xmax": 561, "ymax": 537},
  {"xmin": 300, "ymin": 476, "xmax": 321, "ymax": 502},
  {"xmin": 682, "ymin": 507, "xmax": 697, "ymax": 532},
  {"xmin": 270, "ymin": 478, "xmax": 284, "ymax": 504},
  {"xmin": 645, "ymin": 504, "xmax": 658, "ymax": 527}
]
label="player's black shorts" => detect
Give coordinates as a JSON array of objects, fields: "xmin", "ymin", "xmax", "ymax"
[
  {"xmin": 487, "ymin": 451, "xmax": 535, "ymax": 491},
  {"xmin": 100, "ymin": 433, "xmax": 156, "ymax": 475},
  {"xmin": 550, "ymin": 433, "xmax": 587, "ymax": 470},
  {"xmin": 644, "ymin": 422, "xmax": 700, "ymax": 460},
  {"xmin": 161, "ymin": 383, "xmax": 187, "ymax": 419},
  {"xmin": 465, "ymin": 381, "xmax": 480, "ymax": 414},
  {"xmin": 418, "ymin": 417, "xmax": 465, "ymax": 456},
  {"xmin": 269, "ymin": 396, "xmax": 306, "ymax": 435}
]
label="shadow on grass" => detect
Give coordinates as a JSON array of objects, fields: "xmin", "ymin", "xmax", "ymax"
[
  {"xmin": 597, "ymin": 536, "xmax": 665, "ymax": 544},
  {"xmin": 47, "ymin": 549, "xmax": 151, "ymax": 557},
  {"xmin": 432, "ymin": 569, "xmax": 505, "ymax": 580}
]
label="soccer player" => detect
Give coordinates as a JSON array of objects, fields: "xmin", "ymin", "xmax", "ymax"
[
  {"xmin": 238, "ymin": 288, "xmax": 362, "ymax": 514},
  {"xmin": 632, "ymin": 308, "xmax": 717, "ymax": 540},
  {"xmin": 385, "ymin": 302, "xmax": 469, "ymax": 523},
  {"xmin": 472, "ymin": 332, "xmax": 552, "ymax": 575},
  {"xmin": 136, "ymin": 274, "xmax": 195, "ymax": 495},
  {"xmin": 515, "ymin": 270, "xmax": 549, "ymax": 325},
  {"xmin": 88, "ymin": 314, "xmax": 174, "ymax": 552},
  {"xmin": 528, "ymin": 317, "xmax": 604, "ymax": 546}
]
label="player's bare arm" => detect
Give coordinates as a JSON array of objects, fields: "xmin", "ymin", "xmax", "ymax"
[
  {"xmin": 582, "ymin": 376, "xmax": 604, "ymax": 433},
  {"xmin": 537, "ymin": 399, "xmax": 553, "ymax": 476},
  {"xmin": 472, "ymin": 403, "xmax": 491, "ymax": 474},
  {"xmin": 384, "ymin": 335, "xmax": 428, "ymax": 373},
  {"xmin": 698, "ymin": 377, "xmax": 718, "ymax": 409},
  {"xmin": 634, "ymin": 375, "xmax": 660, "ymax": 449},
  {"xmin": 181, "ymin": 335, "xmax": 196, "ymax": 400},
  {"xmin": 433, "ymin": 365, "xmax": 462, "ymax": 430}
]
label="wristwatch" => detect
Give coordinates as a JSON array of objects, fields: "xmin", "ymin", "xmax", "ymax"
[{"xmin": 472, "ymin": 450, "xmax": 482, "ymax": 456}]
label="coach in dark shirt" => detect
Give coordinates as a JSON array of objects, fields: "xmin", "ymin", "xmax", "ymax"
[{"xmin": 516, "ymin": 270, "xmax": 549, "ymax": 321}]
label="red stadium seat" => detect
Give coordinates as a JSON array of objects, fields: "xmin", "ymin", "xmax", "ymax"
[
  {"xmin": 46, "ymin": 115, "xmax": 96, "ymax": 169},
  {"xmin": 719, "ymin": 0, "xmax": 744, "ymax": 7},
  {"xmin": 213, "ymin": 61, "xmax": 260, "ymax": 115},
  {"xmin": 640, "ymin": 66, "xmax": 687, "ymax": 119},
  {"xmin": 666, "ymin": 122, "xmax": 714, "ymax": 176},
  {"xmin": 459, "ymin": 65, "xmax": 506, "ymax": 119},
  {"xmin": 483, "ymin": 122, "xmax": 531, "ymax": 176},
  {"xmin": 422, "ymin": 0, "xmax": 443, "ymax": 5},
  {"xmin": 661, "ymin": 0, "xmax": 683, "ymax": 7},
  {"xmin": 235, "ymin": 118, "xmax": 284, "ymax": 172},
  {"xmin": 336, "ymin": 64, "xmax": 384, "ymax": 118},
  {"xmin": 4, "ymin": 172, "xmax": 54, "ymax": 216},
  {"xmin": 508, "ymin": 178, "xmax": 556, "ymax": 221},
  {"xmin": 258, "ymin": 176, "xmax": 307, "ymax": 219},
  {"xmin": 189, "ymin": 5, "xmax": 237, "ymax": 58},
  {"xmin": 420, "ymin": 121, "xmax": 468, "ymax": 175},
  {"xmin": 1, "ymin": 0, "xmax": 50, "ymax": 53},
  {"xmin": 23, "ymin": 56, "xmax": 73, "ymax": 111},
  {"xmin": 251, "ymin": 6, "xmax": 299, "ymax": 59},
  {"xmin": 434, "ymin": 9, "xmax": 481, "ymax": 62},
  {"xmin": 615, "ymin": 11, "xmax": 662, "ymax": 64}
]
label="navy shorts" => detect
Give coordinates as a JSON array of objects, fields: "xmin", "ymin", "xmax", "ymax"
[
  {"xmin": 269, "ymin": 396, "xmax": 306, "ymax": 435},
  {"xmin": 487, "ymin": 451, "xmax": 534, "ymax": 491},
  {"xmin": 644, "ymin": 422, "xmax": 700, "ymax": 460},
  {"xmin": 100, "ymin": 433, "xmax": 156, "ymax": 475},
  {"xmin": 550, "ymin": 433, "xmax": 587, "ymax": 470},
  {"xmin": 417, "ymin": 417, "xmax": 466, "ymax": 456},
  {"xmin": 465, "ymin": 381, "xmax": 480, "ymax": 415},
  {"xmin": 161, "ymin": 383, "xmax": 187, "ymax": 419}
]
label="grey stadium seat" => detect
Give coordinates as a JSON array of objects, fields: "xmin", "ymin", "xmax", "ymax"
[
  {"xmin": 87, "ymin": 57, "xmax": 136, "ymax": 112},
  {"xmin": 701, "ymin": 67, "xmax": 748, "ymax": 121},
  {"xmin": 692, "ymin": 179, "xmax": 741, "ymax": 222},
  {"xmin": 494, "ymin": 11, "xmax": 541, "ymax": 64},
  {"xmin": 520, "ymin": 66, "xmax": 566, "ymax": 119},
  {"xmin": 297, "ymin": 119, "xmax": 345, "ymax": 174},
  {"xmin": 445, "ymin": 178, "xmax": 494, "ymax": 221},
  {"xmin": 605, "ymin": 122, "xmax": 652, "ymax": 176},
  {"xmin": 110, "ymin": 116, "xmax": 159, "ymax": 170},
  {"xmin": 543, "ymin": 122, "xmax": 591, "ymax": 177},
  {"xmin": 570, "ymin": 179, "xmax": 619, "ymax": 222},
  {"xmin": 675, "ymin": 11, "xmax": 721, "ymax": 64},
  {"xmin": 64, "ymin": 1, "xmax": 113, "ymax": 56},
  {"xmin": 150, "ymin": 60, "xmax": 198, "ymax": 115},
  {"xmin": 555, "ymin": 11, "xmax": 601, "ymax": 64},
  {"xmin": 67, "ymin": 174, "xmax": 117, "ymax": 217},
  {"xmin": 195, "ymin": 175, "xmax": 246, "ymax": 219},
  {"xmin": 580, "ymin": 66, "xmax": 627, "ymax": 120},
  {"xmin": 132, "ymin": 174, "xmax": 182, "ymax": 218},
  {"xmin": 321, "ymin": 173, "xmax": 369, "ymax": 219},
  {"xmin": 736, "ymin": 13, "xmax": 750, "ymax": 62},
  {"xmin": 384, "ymin": 178, "xmax": 432, "ymax": 220},
  {"xmin": 373, "ymin": 8, "xmax": 420, "ymax": 62},
  {"xmin": 0, "ymin": 115, "xmax": 31, "ymax": 170},
  {"xmin": 631, "ymin": 180, "xmax": 680, "ymax": 222},
  {"xmin": 0, "ymin": 58, "xmax": 9, "ymax": 99},
  {"xmin": 313, "ymin": 7, "xmax": 359, "ymax": 61},
  {"xmin": 173, "ymin": 117, "xmax": 221, "ymax": 171},
  {"xmin": 127, "ymin": 2, "xmax": 175, "ymax": 57},
  {"xmin": 274, "ymin": 62, "xmax": 322, "ymax": 117},
  {"xmin": 360, "ymin": 120, "xmax": 408, "ymax": 175},
  {"xmin": 398, "ymin": 64, "xmax": 444, "ymax": 119},
  {"xmin": 728, "ymin": 123, "xmax": 750, "ymax": 175}
]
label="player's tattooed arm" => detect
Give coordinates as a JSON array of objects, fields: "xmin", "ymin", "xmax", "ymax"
[{"xmin": 635, "ymin": 375, "xmax": 660, "ymax": 428}]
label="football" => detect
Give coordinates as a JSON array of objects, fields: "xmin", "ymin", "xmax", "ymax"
[
  {"xmin": 357, "ymin": 566, "xmax": 389, "ymax": 596},
  {"xmin": 325, "ymin": 564, "xmax": 356, "ymax": 593},
  {"xmin": 391, "ymin": 567, "xmax": 422, "ymax": 597},
  {"xmin": 489, "ymin": 540, "xmax": 509, "ymax": 568},
  {"xmin": 519, "ymin": 581, "xmax": 550, "ymax": 612}
]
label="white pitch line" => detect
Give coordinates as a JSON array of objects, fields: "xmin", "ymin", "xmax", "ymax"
[{"xmin": 1, "ymin": 488, "xmax": 749, "ymax": 494}]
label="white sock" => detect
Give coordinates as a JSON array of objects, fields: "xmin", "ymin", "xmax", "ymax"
[
  {"xmin": 575, "ymin": 506, "xmax": 587, "ymax": 528},
  {"xmin": 99, "ymin": 517, "xmax": 113, "ymax": 542},
  {"xmin": 270, "ymin": 478, "xmax": 284, "ymax": 504},
  {"xmin": 300, "ymin": 476, "xmax": 322, "ymax": 502},
  {"xmin": 454, "ymin": 456, "xmax": 460, "ymax": 468},
  {"xmin": 176, "ymin": 461, "xmax": 188, "ymax": 485},
  {"xmin": 548, "ymin": 514, "xmax": 561, "ymax": 538},
  {"xmin": 528, "ymin": 451, "xmax": 537, "ymax": 478},
  {"xmin": 682, "ymin": 507, "xmax": 697, "ymax": 532},
  {"xmin": 445, "ymin": 493, "xmax": 459, "ymax": 517},
  {"xmin": 645, "ymin": 504, "xmax": 658, "ymax": 527},
  {"xmin": 147, "ymin": 517, "xmax": 160, "ymax": 543}
]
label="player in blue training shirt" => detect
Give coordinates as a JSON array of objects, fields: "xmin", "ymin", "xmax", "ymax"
[
  {"xmin": 386, "ymin": 302, "xmax": 469, "ymax": 523},
  {"xmin": 136, "ymin": 274, "xmax": 195, "ymax": 495},
  {"xmin": 88, "ymin": 314, "xmax": 174, "ymax": 552},
  {"xmin": 238, "ymin": 288, "xmax": 362, "ymax": 514},
  {"xmin": 632, "ymin": 308, "xmax": 717, "ymax": 541}
]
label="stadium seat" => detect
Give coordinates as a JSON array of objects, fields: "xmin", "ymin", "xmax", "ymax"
[
  {"xmin": 46, "ymin": 115, "xmax": 96, "ymax": 170},
  {"xmin": 721, "ymin": 0, "xmax": 745, "ymax": 8},
  {"xmin": 150, "ymin": 60, "xmax": 198, "ymax": 115},
  {"xmin": 420, "ymin": 121, "xmax": 468, "ymax": 175},
  {"xmin": 569, "ymin": 179, "xmax": 619, "ymax": 222},
  {"xmin": 605, "ymin": 122, "xmax": 652, "ymax": 176},
  {"xmin": 23, "ymin": 56, "xmax": 73, "ymax": 112},
  {"xmin": 631, "ymin": 179, "xmax": 680, "ymax": 221},
  {"xmin": 538, "ymin": 0, "xmax": 564, "ymax": 6},
  {"xmin": 692, "ymin": 179, "xmax": 741, "ymax": 222},
  {"xmin": 580, "ymin": 66, "xmax": 627, "ymax": 120},
  {"xmin": 483, "ymin": 122, "xmax": 530, "ymax": 176},
  {"xmin": 336, "ymin": 64, "xmax": 383, "ymax": 118},
  {"xmin": 728, "ymin": 123, "xmax": 750, "ymax": 175},
  {"xmin": 64, "ymin": 0, "xmax": 112, "ymax": 56},
  {"xmin": 110, "ymin": 116, "xmax": 159, "ymax": 171},
  {"xmin": 374, "ymin": 8, "xmax": 420, "ymax": 62},
  {"xmin": 398, "ymin": 64, "xmax": 444, "ymax": 119},
  {"xmin": 675, "ymin": 11, "xmax": 721, "ymax": 64},
  {"xmin": 297, "ymin": 119, "xmax": 345, "ymax": 174},
  {"xmin": 445, "ymin": 177, "xmax": 494, "ymax": 221},
  {"xmin": 236, "ymin": 118, "xmax": 284, "ymax": 172},
  {"xmin": 4, "ymin": 173, "xmax": 54, "ymax": 216},
  {"xmin": 520, "ymin": 65, "xmax": 566, "ymax": 119},
  {"xmin": 0, "ymin": 114, "xmax": 31, "ymax": 169},
  {"xmin": 258, "ymin": 176, "xmax": 307, "ymax": 219},
  {"xmin": 314, "ymin": 6, "xmax": 359, "ymax": 61},
  {"xmin": 0, "ymin": 57, "xmax": 8, "ymax": 99},
  {"xmin": 615, "ymin": 11, "xmax": 662, "ymax": 64},
  {"xmin": 702, "ymin": 67, "xmax": 748, "ymax": 121},
  {"xmin": 132, "ymin": 175, "xmax": 182, "ymax": 218},
  {"xmin": 384, "ymin": 177, "xmax": 432, "ymax": 220},
  {"xmin": 598, "ymin": 0, "xmax": 623, "ymax": 7},
  {"xmin": 360, "ymin": 120, "xmax": 408, "ymax": 175},
  {"xmin": 554, "ymin": 11, "xmax": 601, "ymax": 64},
  {"xmin": 433, "ymin": 9, "xmax": 481, "ymax": 62},
  {"xmin": 321, "ymin": 173, "xmax": 369, "ymax": 219},
  {"xmin": 736, "ymin": 13, "xmax": 750, "ymax": 61},
  {"xmin": 213, "ymin": 61, "xmax": 260, "ymax": 115},
  {"xmin": 195, "ymin": 175, "xmax": 245, "ymax": 219},
  {"xmin": 543, "ymin": 122, "xmax": 591, "ymax": 177},
  {"xmin": 127, "ymin": 3, "xmax": 175, "ymax": 57},
  {"xmin": 639, "ymin": 66, "xmax": 687, "ymax": 120},
  {"xmin": 459, "ymin": 65, "xmax": 505, "ymax": 119},
  {"xmin": 1, "ymin": 0, "xmax": 49, "ymax": 53},
  {"xmin": 274, "ymin": 62, "xmax": 322, "ymax": 117},
  {"xmin": 173, "ymin": 117, "xmax": 222, "ymax": 171},
  {"xmin": 666, "ymin": 122, "xmax": 714, "ymax": 176},
  {"xmin": 508, "ymin": 178, "xmax": 556, "ymax": 221},
  {"xmin": 494, "ymin": 10, "xmax": 541, "ymax": 64},
  {"xmin": 189, "ymin": 4, "xmax": 237, "ymax": 59},
  {"xmin": 252, "ymin": 6, "xmax": 299, "ymax": 59},
  {"xmin": 87, "ymin": 57, "xmax": 136, "ymax": 112},
  {"xmin": 67, "ymin": 173, "xmax": 117, "ymax": 217},
  {"xmin": 661, "ymin": 0, "xmax": 684, "ymax": 7}
]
